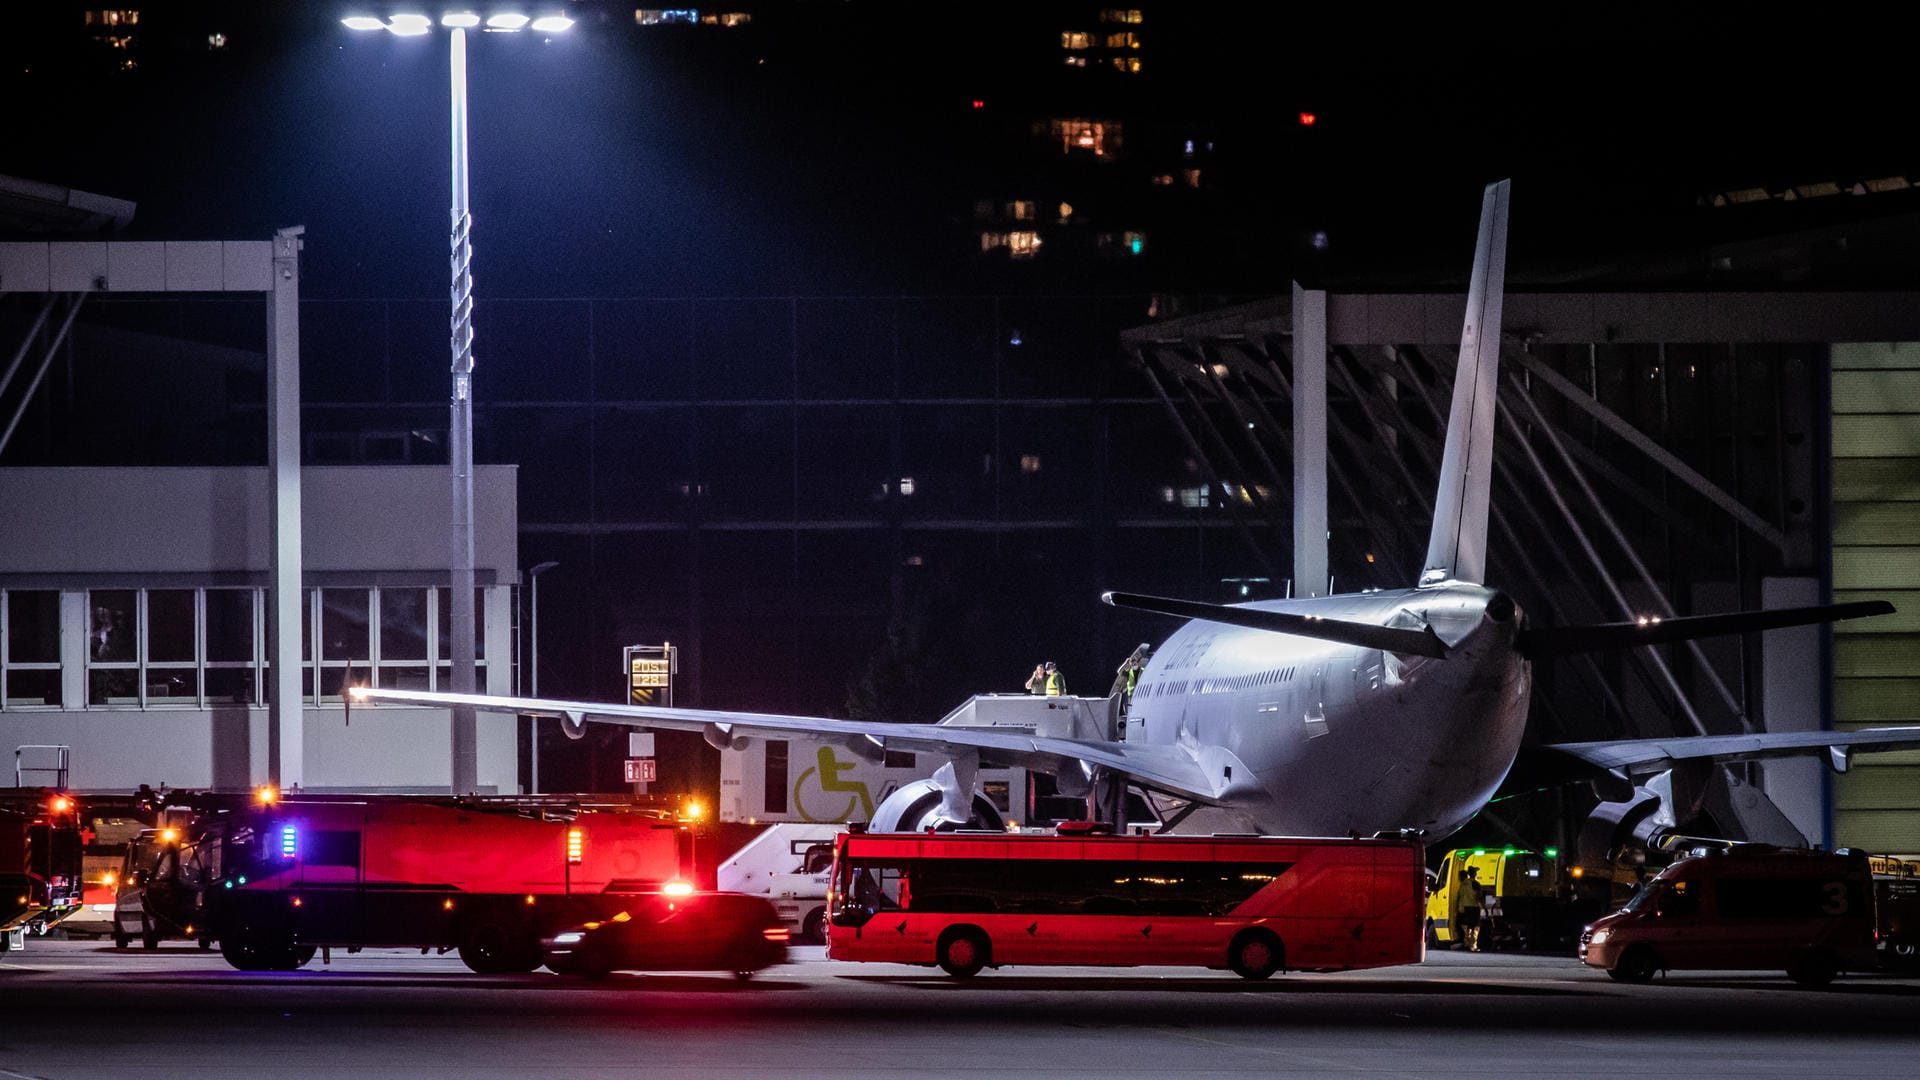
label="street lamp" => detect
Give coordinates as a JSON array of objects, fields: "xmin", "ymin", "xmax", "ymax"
[
  {"xmin": 343, "ymin": 10, "xmax": 574, "ymax": 794},
  {"xmin": 526, "ymin": 559, "xmax": 559, "ymax": 793}
]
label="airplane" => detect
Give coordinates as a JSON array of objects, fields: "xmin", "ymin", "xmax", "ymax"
[{"xmin": 354, "ymin": 179, "xmax": 1918, "ymax": 843}]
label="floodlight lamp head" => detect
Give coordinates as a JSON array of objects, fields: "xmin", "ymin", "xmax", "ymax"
[
  {"xmin": 341, "ymin": 16, "xmax": 386, "ymax": 30},
  {"xmin": 442, "ymin": 12, "xmax": 481, "ymax": 28},
  {"xmin": 486, "ymin": 13, "xmax": 530, "ymax": 30},
  {"xmin": 386, "ymin": 13, "xmax": 432, "ymax": 35}
]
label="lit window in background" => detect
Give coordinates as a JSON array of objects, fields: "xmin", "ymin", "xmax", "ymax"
[
  {"xmin": 1007, "ymin": 200, "xmax": 1035, "ymax": 221},
  {"xmin": 1020, "ymin": 454, "xmax": 1042, "ymax": 474},
  {"xmin": 1061, "ymin": 31, "xmax": 1089, "ymax": 49},
  {"xmin": 1111, "ymin": 56, "xmax": 1141, "ymax": 73},
  {"xmin": 1043, "ymin": 118, "xmax": 1120, "ymax": 157},
  {"xmin": 208, "ymin": 32, "xmax": 226, "ymax": 49},
  {"xmin": 1099, "ymin": 9, "xmax": 1144, "ymax": 23},
  {"xmin": 1006, "ymin": 231, "xmax": 1041, "ymax": 259},
  {"xmin": 1106, "ymin": 32, "xmax": 1139, "ymax": 48}
]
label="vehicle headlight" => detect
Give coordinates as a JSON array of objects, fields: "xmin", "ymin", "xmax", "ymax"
[
  {"xmin": 551, "ymin": 931, "xmax": 585, "ymax": 946},
  {"xmin": 1588, "ymin": 930, "xmax": 1609, "ymax": 945}
]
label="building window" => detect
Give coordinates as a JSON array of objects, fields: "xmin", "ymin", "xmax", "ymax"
[
  {"xmin": 1061, "ymin": 31, "xmax": 1089, "ymax": 49},
  {"xmin": 377, "ymin": 588, "xmax": 431, "ymax": 691},
  {"xmin": 2, "ymin": 590, "xmax": 62, "ymax": 708},
  {"xmin": 1007, "ymin": 200, "xmax": 1035, "ymax": 221},
  {"xmin": 1063, "ymin": 56, "xmax": 1087, "ymax": 67},
  {"xmin": 1099, "ymin": 9, "xmax": 1143, "ymax": 24},
  {"xmin": 1106, "ymin": 31, "xmax": 1140, "ymax": 49},
  {"xmin": 433, "ymin": 586, "xmax": 489, "ymax": 694},
  {"xmin": 204, "ymin": 589, "xmax": 257, "ymax": 705},
  {"xmin": 1041, "ymin": 118, "xmax": 1121, "ymax": 158},
  {"xmin": 980, "ymin": 230, "xmax": 1044, "ymax": 259},
  {"xmin": 144, "ymin": 589, "xmax": 199, "ymax": 703},
  {"xmin": 1020, "ymin": 454, "xmax": 1042, "ymax": 474},
  {"xmin": 85, "ymin": 10, "xmax": 140, "ymax": 26},
  {"xmin": 635, "ymin": 9, "xmax": 702, "ymax": 25},
  {"xmin": 87, "ymin": 589, "xmax": 138, "ymax": 705}
]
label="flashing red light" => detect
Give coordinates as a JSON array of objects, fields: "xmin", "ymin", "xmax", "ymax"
[
  {"xmin": 971, "ymin": 99, "xmax": 985, "ymax": 110},
  {"xmin": 50, "ymin": 796, "xmax": 72, "ymax": 813},
  {"xmin": 1298, "ymin": 112, "xmax": 1317, "ymax": 127}
]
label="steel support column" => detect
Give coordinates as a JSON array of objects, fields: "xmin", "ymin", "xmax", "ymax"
[
  {"xmin": 267, "ymin": 226, "xmax": 305, "ymax": 789},
  {"xmin": 1292, "ymin": 283, "xmax": 1329, "ymax": 597}
]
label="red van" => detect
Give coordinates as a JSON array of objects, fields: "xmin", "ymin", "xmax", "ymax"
[{"xmin": 1579, "ymin": 846, "xmax": 1874, "ymax": 986}]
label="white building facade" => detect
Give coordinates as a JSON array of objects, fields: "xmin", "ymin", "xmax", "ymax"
[{"xmin": 0, "ymin": 465, "xmax": 519, "ymax": 794}]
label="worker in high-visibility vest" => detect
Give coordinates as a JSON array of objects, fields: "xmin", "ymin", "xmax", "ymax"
[
  {"xmin": 1113, "ymin": 643, "xmax": 1150, "ymax": 705},
  {"xmin": 1025, "ymin": 661, "xmax": 1065, "ymax": 696}
]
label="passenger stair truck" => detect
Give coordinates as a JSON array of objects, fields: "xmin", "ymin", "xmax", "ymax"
[
  {"xmin": 718, "ymin": 823, "xmax": 838, "ymax": 943},
  {"xmin": 1, "ymin": 790, "xmax": 84, "ymax": 951},
  {"xmin": 176, "ymin": 795, "xmax": 691, "ymax": 972},
  {"xmin": 1425, "ymin": 846, "xmax": 1564, "ymax": 951}
]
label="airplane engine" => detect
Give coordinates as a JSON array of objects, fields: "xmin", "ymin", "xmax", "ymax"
[
  {"xmin": 559, "ymin": 711, "xmax": 588, "ymax": 740},
  {"xmin": 868, "ymin": 779, "xmax": 1006, "ymax": 833}
]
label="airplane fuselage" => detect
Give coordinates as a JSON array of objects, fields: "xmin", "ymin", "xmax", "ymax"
[{"xmin": 1127, "ymin": 582, "xmax": 1531, "ymax": 839}]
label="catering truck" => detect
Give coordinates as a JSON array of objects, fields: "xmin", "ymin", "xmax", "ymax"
[
  {"xmin": 1, "ymin": 790, "xmax": 84, "ymax": 951},
  {"xmin": 718, "ymin": 823, "xmax": 838, "ymax": 942},
  {"xmin": 160, "ymin": 794, "xmax": 691, "ymax": 972}
]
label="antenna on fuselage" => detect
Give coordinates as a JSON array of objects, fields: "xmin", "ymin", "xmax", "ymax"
[{"xmin": 1421, "ymin": 179, "xmax": 1509, "ymax": 588}]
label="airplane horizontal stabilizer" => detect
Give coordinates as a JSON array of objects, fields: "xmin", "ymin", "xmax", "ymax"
[
  {"xmin": 1101, "ymin": 591, "xmax": 1449, "ymax": 659},
  {"xmin": 1537, "ymin": 723, "xmax": 1920, "ymax": 776},
  {"xmin": 1515, "ymin": 600, "xmax": 1894, "ymax": 659}
]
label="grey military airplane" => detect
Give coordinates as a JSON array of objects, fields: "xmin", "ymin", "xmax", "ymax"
[{"xmin": 354, "ymin": 180, "xmax": 1914, "ymax": 840}]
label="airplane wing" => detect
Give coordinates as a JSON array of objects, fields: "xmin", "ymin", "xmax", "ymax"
[
  {"xmin": 1536, "ymin": 724, "xmax": 1920, "ymax": 776},
  {"xmin": 351, "ymin": 687, "xmax": 1237, "ymax": 804}
]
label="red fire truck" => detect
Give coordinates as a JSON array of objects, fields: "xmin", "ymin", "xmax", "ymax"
[
  {"xmin": 1, "ymin": 790, "xmax": 85, "ymax": 951},
  {"xmin": 164, "ymin": 794, "xmax": 691, "ymax": 972},
  {"xmin": 827, "ymin": 827, "xmax": 1426, "ymax": 978}
]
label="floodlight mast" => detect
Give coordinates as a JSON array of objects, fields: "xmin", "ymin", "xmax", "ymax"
[{"xmin": 341, "ymin": 10, "xmax": 573, "ymax": 793}]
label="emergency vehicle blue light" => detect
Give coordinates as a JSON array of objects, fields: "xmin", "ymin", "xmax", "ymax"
[{"xmin": 281, "ymin": 825, "xmax": 297, "ymax": 858}]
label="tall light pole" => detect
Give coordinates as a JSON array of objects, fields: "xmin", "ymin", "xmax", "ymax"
[
  {"xmin": 526, "ymin": 559, "xmax": 560, "ymax": 793},
  {"xmin": 344, "ymin": 10, "xmax": 574, "ymax": 794}
]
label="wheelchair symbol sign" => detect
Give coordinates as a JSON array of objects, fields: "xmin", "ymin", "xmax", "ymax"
[{"xmin": 793, "ymin": 745, "xmax": 874, "ymax": 822}]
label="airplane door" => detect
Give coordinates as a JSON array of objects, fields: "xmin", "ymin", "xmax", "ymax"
[{"xmin": 1304, "ymin": 666, "xmax": 1328, "ymax": 738}]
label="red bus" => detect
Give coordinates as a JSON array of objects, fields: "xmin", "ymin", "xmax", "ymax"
[{"xmin": 826, "ymin": 830, "xmax": 1424, "ymax": 979}]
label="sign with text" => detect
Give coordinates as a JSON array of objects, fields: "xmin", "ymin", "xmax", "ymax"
[{"xmin": 623, "ymin": 758, "xmax": 657, "ymax": 784}]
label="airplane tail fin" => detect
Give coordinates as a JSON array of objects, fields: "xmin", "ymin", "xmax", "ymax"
[{"xmin": 1421, "ymin": 179, "xmax": 1510, "ymax": 587}]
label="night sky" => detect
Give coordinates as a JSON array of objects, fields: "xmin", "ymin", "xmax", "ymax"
[{"xmin": 8, "ymin": 6, "xmax": 1918, "ymax": 296}]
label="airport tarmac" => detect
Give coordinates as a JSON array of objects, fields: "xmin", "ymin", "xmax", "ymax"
[{"xmin": 3, "ymin": 940, "xmax": 1916, "ymax": 1078}]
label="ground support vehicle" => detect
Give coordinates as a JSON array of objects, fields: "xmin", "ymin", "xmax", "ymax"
[
  {"xmin": 1, "ymin": 790, "xmax": 83, "ymax": 951},
  {"xmin": 1868, "ymin": 855, "xmax": 1920, "ymax": 971},
  {"xmin": 543, "ymin": 890, "xmax": 788, "ymax": 980},
  {"xmin": 718, "ymin": 823, "xmax": 837, "ymax": 943},
  {"xmin": 157, "ymin": 795, "xmax": 692, "ymax": 973},
  {"xmin": 828, "ymin": 829, "xmax": 1424, "ymax": 979},
  {"xmin": 1579, "ymin": 845, "xmax": 1875, "ymax": 986},
  {"xmin": 1426, "ymin": 846, "xmax": 1565, "ymax": 951}
]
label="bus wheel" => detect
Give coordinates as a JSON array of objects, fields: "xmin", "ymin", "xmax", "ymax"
[
  {"xmin": 936, "ymin": 927, "xmax": 990, "ymax": 978},
  {"xmin": 1607, "ymin": 945, "xmax": 1659, "ymax": 984},
  {"xmin": 113, "ymin": 931, "xmax": 130, "ymax": 949},
  {"xmin": 1789, "ymin": 948, "xmax": 1839, "ymax": 987},
  {"xmin": 140, "ymin": 916, "xmax": 161, "ymax": 950},
  {"xmin": 1228, "ymin": 930, "xmax": 1283, "ymax": 981},
  {"xmin": 220, "ymin": 927, "xmax": 279, "ymax": 972},
  {"xmin": 801, "ymin": 908, "xmax": 827, "ymax": 945}
]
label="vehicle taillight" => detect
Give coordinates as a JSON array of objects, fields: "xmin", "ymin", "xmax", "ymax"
[
  {"xmin": 567, "ymin": 828, "xmax": 584, "ymax": 865},
  {"xmin": 763, "ymin": 927, "xmax": 790, "ymax": 942}
]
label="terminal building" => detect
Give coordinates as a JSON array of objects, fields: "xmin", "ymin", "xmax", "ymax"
[{"xmin": 0, "ymin": 465, "xmax": 520, "ymax": 793}]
